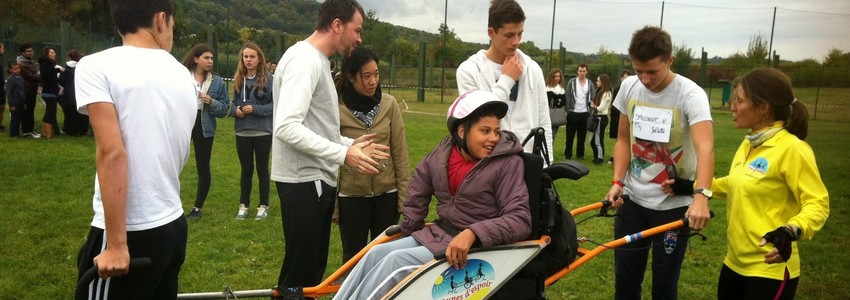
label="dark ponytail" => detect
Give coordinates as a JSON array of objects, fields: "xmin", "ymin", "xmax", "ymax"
[{"xmin": 786, "ymin": 100, "xmax": 809, "ymax": 140}]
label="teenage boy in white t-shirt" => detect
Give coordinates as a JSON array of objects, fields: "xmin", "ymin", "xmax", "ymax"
[
  {"xmin": 456, "ymin": 0, "xmax": 552, "ymax": 163},
  {"xmin": 605, "ymin": 26, "xmax": 714, "ymax": 300},
  {"xmin": 74, "ymin": 1, "xmax": 197, "ymax": 299}
]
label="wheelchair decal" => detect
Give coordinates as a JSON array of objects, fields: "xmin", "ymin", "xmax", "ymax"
[{"xmin": 431, "ymin": 259, "xmax": 495, "ymax": 300}]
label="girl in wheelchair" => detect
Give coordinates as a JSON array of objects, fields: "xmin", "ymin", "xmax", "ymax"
[{"xmin": 333, "ymin": 90, "xmax": 532, "ymax": 299}]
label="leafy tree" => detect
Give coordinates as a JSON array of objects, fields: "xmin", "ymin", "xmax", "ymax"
[
  {"xmin": 595, "ymin": 45, "xmax": 620, "ymax": 66},
  {"xmin": 389, "ymin": 37, "xmax": 418, "ymax": 66},
  {"xmin": 429, "ymin": 23, "xmax": 464, "ymax": 67},
  {"xmin": 672, "ymin": 42, "xmax": 693, "ymax": 74},
  {"xmin": 823, "ymin": 47, "xmax": 850, "ymax": 67},
  {"xmin": 747, "ymin": 34, "xmax": 769, "ymax": 67}
]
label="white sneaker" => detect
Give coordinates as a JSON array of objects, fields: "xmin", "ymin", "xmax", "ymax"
[
  {"xmin": 255, "ymin": 205, "xmax": 269, "ymax": 220},
  {"xmin": 235, "ymin": 204, "xmax": 249, "ymax": 220}
]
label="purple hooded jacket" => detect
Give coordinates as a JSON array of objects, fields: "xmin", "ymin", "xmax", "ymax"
[{"xmin": 401, "ymin": 130, "xmax": 532, "ymax": 254}]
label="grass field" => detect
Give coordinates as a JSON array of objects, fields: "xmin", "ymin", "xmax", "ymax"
[{"xmin": 0, "ymin": 87, "xmax": 847, "ymax": 299}]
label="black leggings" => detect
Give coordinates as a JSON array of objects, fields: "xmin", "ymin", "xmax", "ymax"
[
  {"xmin": 191, "ymin": 112, "xmax": 215, "ymax": 209},
  {"xmin": 338, "ymin": 192, "xmax": 400, "ymax": 262},
  {"xmin": 236, "ymin": 135, "xmax": 271, "ymax": 207},
  {"xmin": 717, "ymin": 264, "xmax": 798, "ymax": 300}
]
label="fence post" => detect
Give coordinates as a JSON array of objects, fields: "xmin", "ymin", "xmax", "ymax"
[
  {"xmin": 389, "ymin": 54, "xmax": 395, "ymax": 95},
  {"xmin": 700, "ymin": 50, "xmax": 707, "ymax": 88},
  {"xmin": 418, "ymin": 42, "xmax": 425, "ymax": 102}
]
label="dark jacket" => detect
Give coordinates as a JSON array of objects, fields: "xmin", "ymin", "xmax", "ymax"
[
  {"xmin": 402, "ymin": 131, "xmax": 532, "ymax": 254},
  {"xmin": 58, "ymin": 61, "xmax": 78, "ymax": 107},
  {"xmin": 38, "ymin": 57, "xmax": 61, "ymax": 95},
  {"xmin": 5, "ymin": 75, "xmax": 25, "ymax": 106},
  {"xmin": 16, "ymin": 55, "xmax": 40, "ymax": 90}
]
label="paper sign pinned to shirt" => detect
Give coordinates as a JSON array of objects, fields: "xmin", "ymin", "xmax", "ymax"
[{"xmin": 633, "ymin": 106, "xmax": 673, "ymax": 143}]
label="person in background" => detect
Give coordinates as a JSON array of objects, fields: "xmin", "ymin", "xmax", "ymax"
[
  {"xmin": 608, "ymin": 69, "xmax": 632, "ymax": 164},
  {"xmin": 546, "ymin": 68, "xmax": 567, "ymax": 141},
  {"xmin": 230, "ymin": 42, "xmax": 274, "ymax": 221},
  {"xmin": 456, "ymin": 0, "xmax": 553, "ymax": 162},
  {"xmin": 74, "ymin": 0, "xmax": 196, "ymax": 298},
  {"xmin": 708, "ymin": 68, "xmax": 829, "ymax": 300},
  {"xmin": 6, "ymin": 62, "xmax": 24, "ymax": 138},
  {"xmin": 333, "ymin": 90, "xmax": 531, "ymax": 300},
  {"xmin": 334, "ymin": 45, "xmax": 411, "ymax": 262},
  {"xmin": 17, "ymin": 44, "xmax": 41, "ymax": 138},
  {"xmin": 39, "ymin": 46, "xmax": 66, "ymax": 137},
  {"xmin": 0, "ymin": 42, "xmax": 6, "ymax": 132},
  {"xmin": 182, "ymin": 44, "xmax": 230, "ymax": 219},
  {"xmin": 589, "ymin": 74, "xmax": 612, "ymax": 165},
  {"xmin": 605, "ymin": 26, "xmax": 714, "ymax": 300},
  {"xmin": 59, "ymin": 49, "xmax": 89, "ymax": 136},
  {"xmin": 564, "ymin": 64, "xmax": 595, "ymax": 160}
]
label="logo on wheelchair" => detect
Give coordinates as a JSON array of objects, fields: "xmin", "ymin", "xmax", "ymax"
[{"xmin": 431, "ymin": 259, "xmax": 495, "ymax": 300}]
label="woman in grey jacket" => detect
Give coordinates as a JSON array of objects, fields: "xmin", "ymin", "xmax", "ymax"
[
  {"xmin": 182, "ymin": 44, "xmax": 230, "ymax": 219},
  {"xmin": 334, "ymin": 90, "xmax": 532, "ymax": 300},
  {"xmin": 231, "ymin": 42, "xmax": 274, "ymax": 220}
]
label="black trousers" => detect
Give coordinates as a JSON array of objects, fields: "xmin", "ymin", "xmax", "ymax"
[
  {"xmin": 22, "ymin": 88, "xmax": 37, "ymax": 133},
  {"xmin": 236, "ymin": 135, "xmax": 271, "ymax": 207},
  {"xmin": 276, "ymin": 181, "xmax": 335, "ymax": 290},
  {"xmin": 192, "ymin": 112, "xmax": 215, "ymax": 209},
  {"xmin": 614, "ymin": 199, "xmax": 690, "ymax": 300},
  {"xmin": 564, "ymin": 111, "xmax": 589, "ymax": 159},
  {"xmin": 76, "ymin": 216, "xmax": 187, "ymax": 300},
  {"xmin": 717, "ymin": 264, "xmax": 798, "ymax": 300},
  {"xmin": 338, "ymin": 192, "xmax": 400, "ymax": 262},
  {"xmin": 610, "ymin": 107, "xmax": 621, "ymax": 139},
  {"xmin": 63, "ymin": 96, "xmax": 89, "ymax": 135},
  {"xmin": 590, "ymin": 115, "xmax": 610, "ymax": 160},
  {"xmin": 9, "ymin": 104, "xmax": 23, "ymax": 137}
]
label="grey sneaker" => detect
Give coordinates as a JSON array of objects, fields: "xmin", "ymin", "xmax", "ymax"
[
  {"xmin": 187, "ymin": 207, "xmax": 202, "ymax": 219},
  {"xmin": 235, "ymin": 204, "xmax": 249, "ymax": 220},
  {"xmin": 255, "ymin": 205, "xmax": 269, "ymax": 220}
]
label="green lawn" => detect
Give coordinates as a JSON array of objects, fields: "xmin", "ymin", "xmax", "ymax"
[{"xmin": 0, "ymin": 91, "xmax": 847, "ymax": 299}]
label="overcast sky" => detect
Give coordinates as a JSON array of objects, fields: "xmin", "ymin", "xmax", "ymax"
[{"xmin": 356, "ymin": 0, "xmax": 850, "ymax": 62}]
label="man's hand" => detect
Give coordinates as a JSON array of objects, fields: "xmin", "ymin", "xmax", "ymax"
[
  {"xmin": 684, "ymin": 195, "xmax": 711, "ymax": 230},
  {"xmin": 760, "ymin": 226, "xmax": 796, "ymax": 263},
  {"xmin": 605, "ymin": 184, "xmax": 625, "ymax": 209},
  {"xmin": 661, "ymin": 178, "xmax": 695, "ymax": 196},
  {"xmin": 446, "ymin": 229, "xmax": 477, "ymax": 270},
  {"xmin": 345, "ymin": 139, "xmax": 389, "ymax": 175},
  {"xmin": 93, "ymin": 245, "xmax": 130, "ymax": 279},
  {"xmin": 502, "ymin": 55, "xmax": 524, "ymax": 81}
]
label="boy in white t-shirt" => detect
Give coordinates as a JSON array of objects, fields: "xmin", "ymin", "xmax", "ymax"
[
  {"xmin": 604, "ymin": 26, "xmax": 715, "ymax": 300},
  {"xmin": 74, "ymin": 1, "xmax": 197, "ymax": 299}
]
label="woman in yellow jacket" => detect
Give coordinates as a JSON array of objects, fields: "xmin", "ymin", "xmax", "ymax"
[
  {"xmin": 334, "ymin": 46, "xmax": 411, "ymax": 263},
  {"xmin": 714, "ymin": 68, "xmax": 829, "ymax": 299}
]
